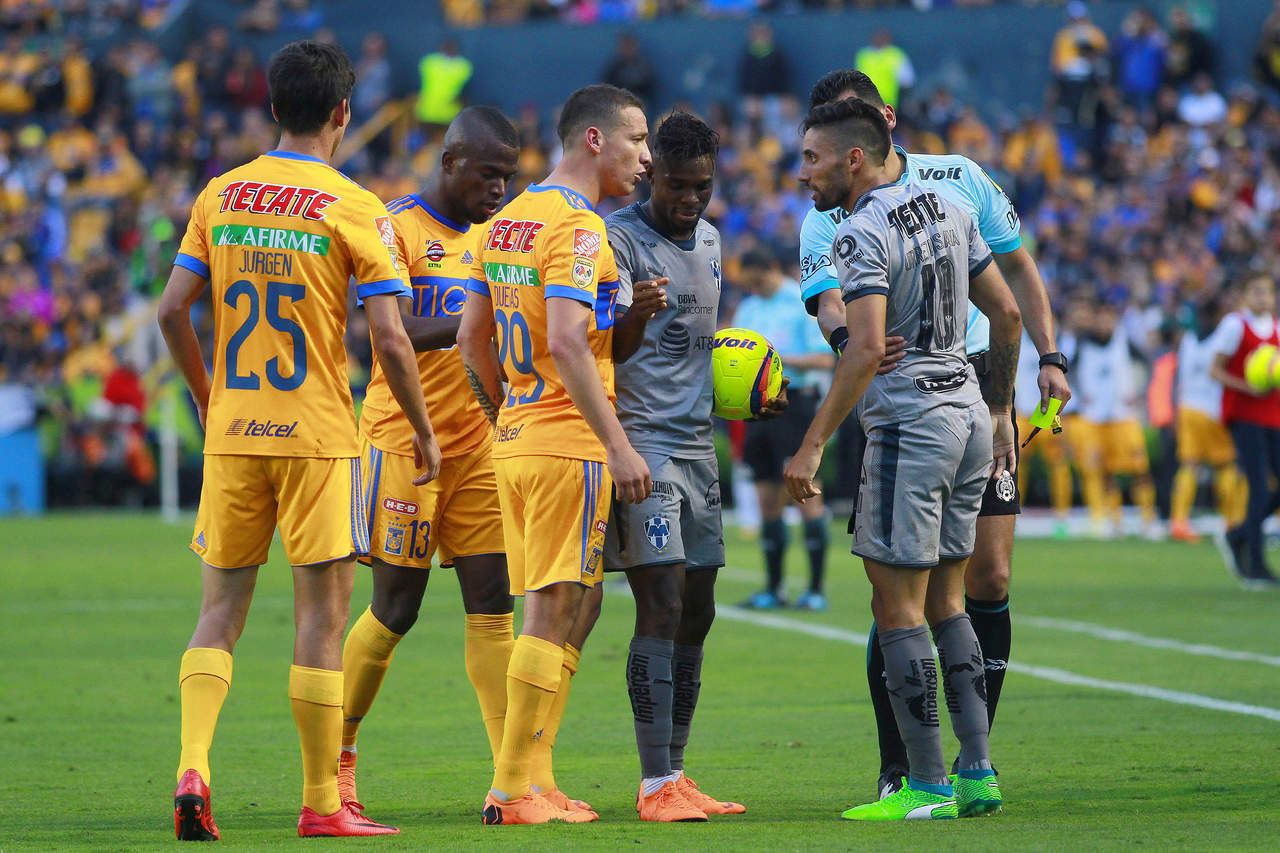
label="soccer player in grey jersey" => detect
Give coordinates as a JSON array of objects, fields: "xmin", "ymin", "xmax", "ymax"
[
  {"xmin": 785, "ymin": 98, "xmax": 1021, "ymax": 821},
  {"xmin": 604, "ymin": 112, "xmax": 773, "ymax": 821}
]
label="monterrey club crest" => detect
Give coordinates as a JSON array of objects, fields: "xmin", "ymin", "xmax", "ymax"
[{"xmin": 644, "ymin": 515, "xmax": 671, "ymax": 552}]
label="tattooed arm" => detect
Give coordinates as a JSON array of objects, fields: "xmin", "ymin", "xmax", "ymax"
[
  {"xmin": 969, "ymin": 261, "xmax": 1022, "ymax": 477},
  {"xmin": 457, "ymin": 290, "xmax": 504, "ymax": 425}
]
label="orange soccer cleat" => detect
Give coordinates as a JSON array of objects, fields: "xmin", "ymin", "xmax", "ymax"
[
  {"xmin": 538, "ymin": 788, "xmax": 598, "ymax": 821},
  {"xmin": 336, "ymin": 750, "xmax": 361, "ymax": 810},
  {"xmin": 297, "ymin": 802, "xmax": 400, "ymax": 837},
  {"xmin": 1169, "ymin": 520, "xmax": 1201, "ymax": 544},
  {"xmin": 637, "ymin": 780, "xmax": 707, "ymax": 822},
  {"xmin": 481, "ymin": 791, "xmax": 596, "ymax": 825},
  {"xmin": 676, "ymin": 774, "xmax": 746, "ymax": 815},
  {"xmin": 174, "ymin": 769, "xmax": 220, "ymax": 841}
]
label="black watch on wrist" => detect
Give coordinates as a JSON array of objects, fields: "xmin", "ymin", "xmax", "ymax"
[{"xmin": 1039, "ymin": 352, "xmax": 1069, "ymax": 374}]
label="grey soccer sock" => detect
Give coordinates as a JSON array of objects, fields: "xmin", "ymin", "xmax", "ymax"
[
  {"xmin": 627, "ymin": 636, "xmax": 675, "ymax": 779},
  {"xmin": 932, "ymin": 613, "xmax": 992, "ymax": 772},
  {"xmin": 878, "ymin": 625, "xmax": 948, "ymax": 786},
  {"xmin": 669, "ymin": 643, "xmax": 704, "ymax": 772}
]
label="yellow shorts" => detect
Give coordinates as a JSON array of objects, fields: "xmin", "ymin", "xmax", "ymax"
[
  {"xmin": 1176, "ymin": 409, "xmax": 1236, "ymax": 467},
  {"xmin": 1098, "ymin": 420, "xmax": 1151, "ymax": 476},
  {"xmin": 494, "ymin": 455, "xmax": 611, "ymax": 596},
  {"xmin": 192, "ymin": 454, "xmax": 366, "ymax": 569},
  {"xmin": 360, "ymin": 437, "xmax": 505, "ymax": 569},
  {"xmin": 1016, "ymin": 414, "xmax": 1068, "ymax": 464}
]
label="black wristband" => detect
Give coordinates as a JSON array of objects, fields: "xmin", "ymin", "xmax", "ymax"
[
  {"xmin": 1039, "ymin": 351, "xmax": 1069, "ymax": 374},
  {"xmin": 830, "ymin": 326, "xmax": 849, "ymax": 355}
]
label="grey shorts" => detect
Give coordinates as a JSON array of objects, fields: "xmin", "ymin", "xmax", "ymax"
[
  {"xmin": 604, "ymin": 454, "xmax": 725, "ymax": 571},
  {"xmin": 852, "ymin": 401, "xmax": 992, "ymax": 568}
]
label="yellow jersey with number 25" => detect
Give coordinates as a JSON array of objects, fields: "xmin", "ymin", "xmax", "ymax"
[
  {"xmin": 466, "ymin": 184, "xmax": 620, "ymax": 464},
  {"xmin": 175, "ymin": 151, "xmax": 408, "ymax": 458}
]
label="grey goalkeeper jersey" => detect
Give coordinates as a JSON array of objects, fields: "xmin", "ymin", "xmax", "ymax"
[
  {"xmin": 836, "ymin": 184, "xmax": 993, "ymax": 430},
  {"xmin": 606, "ymin": 203, "xmax": 721, "ymax": 460}
]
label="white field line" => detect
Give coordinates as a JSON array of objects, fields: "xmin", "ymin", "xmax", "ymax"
[
  {"xmin": 718, "ymin": 567, "xmax": 1280, "ymax": 668},
  {"xmin": 714, "ymin": 604, "xmax": 1280, "ymax": 724}
]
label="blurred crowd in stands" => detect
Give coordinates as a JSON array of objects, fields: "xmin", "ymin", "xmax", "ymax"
[{"xmin": 2, "ymin": 0, "xmax": 1278, "ymax": 510}]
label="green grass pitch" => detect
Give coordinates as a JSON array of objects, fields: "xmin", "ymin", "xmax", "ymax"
[{"xmin": 2, "ymin": 512, "xmax": 1278, "ymax": 850}]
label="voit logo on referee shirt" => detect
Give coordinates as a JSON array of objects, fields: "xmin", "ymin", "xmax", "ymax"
[{"xmin": 225, "ymin": 418, "xmax": 299, "ymax": 437}]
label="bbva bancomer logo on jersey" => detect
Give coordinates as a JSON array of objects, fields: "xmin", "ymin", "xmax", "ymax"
[{"xmin": 225, "ymin": 417, "xmax": 299, "ymax": 437}]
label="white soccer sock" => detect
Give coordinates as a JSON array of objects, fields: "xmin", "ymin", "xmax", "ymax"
[{"xmin": 642, "ymin": 772, "xmax": 681, "ymax": 796}]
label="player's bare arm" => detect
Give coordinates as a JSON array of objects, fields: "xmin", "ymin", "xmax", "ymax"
[
  {"xmin": 611, "ymin": 276, "xmax": 668, "ymax": 363},
  {"xmin": 546, "ymin": 296, "xmax": 651, "ymax": 504},
  {"xmin": 396, "ymin": 295, "xmax": 464, "ymax": 352},
  {"xmin": 157, "ymin": 265, "xmax": 213, "ymax": 428},
  {"xmin": 994, "ymin": 245, "xmax": 1071, "ymax": 412},
  {"xmin": 457, "ymin": 291, "xmax": 505, "ymax": 424},
  {"xmin": 784, "ymin": 293, "xmax": 887, "ymax": 503},
  {"xmin": 1211, "ymin": 351, "xmax": 1263, "ymax": 396},
  {"xmin": 365, "ymin": 293, "xmax": 442, "ymax": 482},
  {"xmin": 815, "ymin": 287, "xmax": 906, "ymax": 373},
  {"xmin": 970, "ymin": 262, "xmax": 1022, "ymax": 477}
]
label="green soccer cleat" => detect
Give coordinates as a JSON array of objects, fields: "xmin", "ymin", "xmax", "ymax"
[
  {"xmin": 954, "ymin": 771, "xmax": 1002, "ymax": 817},
  {"xmin": 841, "ymin": 783, "xmax": 958, "ymax": 821}
]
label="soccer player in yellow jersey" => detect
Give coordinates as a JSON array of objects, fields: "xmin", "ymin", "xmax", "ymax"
[
  {"xmin": 337, "ymin": 107, "xmax": 521, "ymax": 809},
  {"xmin": 458, "ymin": 84, "xmax": 654, "ymax": 825},
  {"xmin": 157, "ymin": 41, "xmax": 441, "ymax": 840}
]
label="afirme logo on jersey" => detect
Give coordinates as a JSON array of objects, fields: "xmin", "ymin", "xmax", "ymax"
[{"xmin": 224, "ymin": 418, "xmax": 299, "ymax": 437}]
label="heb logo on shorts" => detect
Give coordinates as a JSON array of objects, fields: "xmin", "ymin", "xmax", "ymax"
[
  {"xmin": 595, "ymin": 519, "xmax": 608, "ymax": 536},
  {"xmin": 225, "ymin": 418, "xmax": 298, "ymax": 438},
  {"xmin": 572, "ymin": 228, "xmax": 601, "ymax": 259},
  {"xmin": 383, "ymin": 497, "xmax": 419, "ymax": 516}
]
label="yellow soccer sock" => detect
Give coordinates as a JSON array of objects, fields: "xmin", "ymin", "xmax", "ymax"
[
  {"xmin": 464, "ymin": 612, "xmax": 515, "ymax": 764},
  {"xmin": 1050, "ymin": 461, "xmax": 1074, "ymax": 517},
  {"xmin": 289, "ymin": 665, "xmax": 343, "ymax": 816},
  {"xmin": 1134, "ymin": 476, "xmax": 1157, "ymax": 524},
  {"xmin": 491, "ymin": 635, "xmax": 563, "ymax": 801},
  {"xmin": 1082, "ymin": 468, "xmax": 1108, "ymax": 523},
  {"xmin": 1213, "ymin": 466, "xmax": 1244, "ymax": 527},
  {"xmin": 1171, "ymin": 466, "xmax": 1198, "ymax": 525},
  {"xmin": 341, "ymin": 607, "xmax": 403, "ymax": 749},
  {"xmin": 177, "ymin": 648, "xmax": 233, "ymax": 784},
  {"xmin": 530, "ymin": 642, "xmax": 579, "ymax": 793}
]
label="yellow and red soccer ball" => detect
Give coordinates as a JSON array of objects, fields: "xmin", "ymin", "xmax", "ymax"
[{"xmin": 711, "ymin": 328, "xmax": 784, "ymax": 420}]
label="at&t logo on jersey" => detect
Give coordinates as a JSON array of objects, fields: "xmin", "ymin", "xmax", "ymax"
[
  {"xmin": 225, "ymin": 418, "xmax": 299, "ymax": 437},
  {"xmin": 218, "ymin": 182, "xmax": 338, "ymax": 220}
]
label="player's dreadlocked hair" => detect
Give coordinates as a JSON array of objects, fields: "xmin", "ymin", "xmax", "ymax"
[
  {"xmin": 808, "ymin": 69, "xmax": 885, "ymax": 110},
  {"xmin": 802, "ymin": 98, "xmax": 891, "ymax": 165},
  {"xmin": 651, "ymin": 110, "xmax": 720, "ymax": 165}
]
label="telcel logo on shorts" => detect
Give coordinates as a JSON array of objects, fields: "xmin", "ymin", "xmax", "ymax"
[
  {"xmin": 383, "ymin": 497, "xmax": 419, "ymax": 516},
  {"xmin": 225, "ymin": 418, "xmax": 299, "ymax": 437}
]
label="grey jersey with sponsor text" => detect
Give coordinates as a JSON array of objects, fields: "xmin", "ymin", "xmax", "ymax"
[
  {"xmin": 606, "ymin": 203, "xmax": 721, "ymax": 460},
  {"xmin": 836, "ymin": 184, "xmax": 993, "ymax": 430}
]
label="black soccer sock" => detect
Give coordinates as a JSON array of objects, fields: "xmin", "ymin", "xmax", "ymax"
[
  {"xmin": 802, "ymin": 517, "xmax": 828, "ymax": 593},
  {"xmin": 761, "ymin": 519, "xmax": 787, "ymax": 596},
  {"xmin": 966, "ymin": 595, "xmax": 1010, "ymax": 729},
  {"xmin": 627, "ymin": 636, "xmax": 674, "ymax": 780},
  {"xmin": 867, "ymin": 622, "xmax": 910, "ymax": 775},
  {"xmin": 670, "ymin": 644, "xmax": 704, "ymax": 772}
]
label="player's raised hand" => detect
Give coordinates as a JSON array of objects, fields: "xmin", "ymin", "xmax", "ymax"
[
  {"xmin": 750, "ymin": 376, "xmax": 790, "ymax": 421},
  {"xmin": 990, "ymin": 409, "xmax": 1016, "ymax": 479},
  {"xmin": 630, "ymin": 277, "xmax": 669, "ymax": 319},
  {"xmin": 1038, "ymin": 364, "xmax": 1071, "ymax": 414},
  {"xmin": 876, "ymin": 336, "xmax": 908, "ymax": 374},
  {"xmin": 411, "ymin": 430, "xmax": 443, "ymax": 485},
  {"xmin": 609, "ymin": 443, "xmax": 651, "ymax": 504},
  {"xmin": 783, "ymin": 444, "xmax": 824, "ymax": 503}
]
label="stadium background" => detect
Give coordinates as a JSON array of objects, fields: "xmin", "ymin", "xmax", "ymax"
[
  {"xmin": 3, "ymin": 0, "xmax": 1278, "ymax": 525},
  {"xmin": 3, "ymin": 2, "xmax": 1280, "ymax": 849}
]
